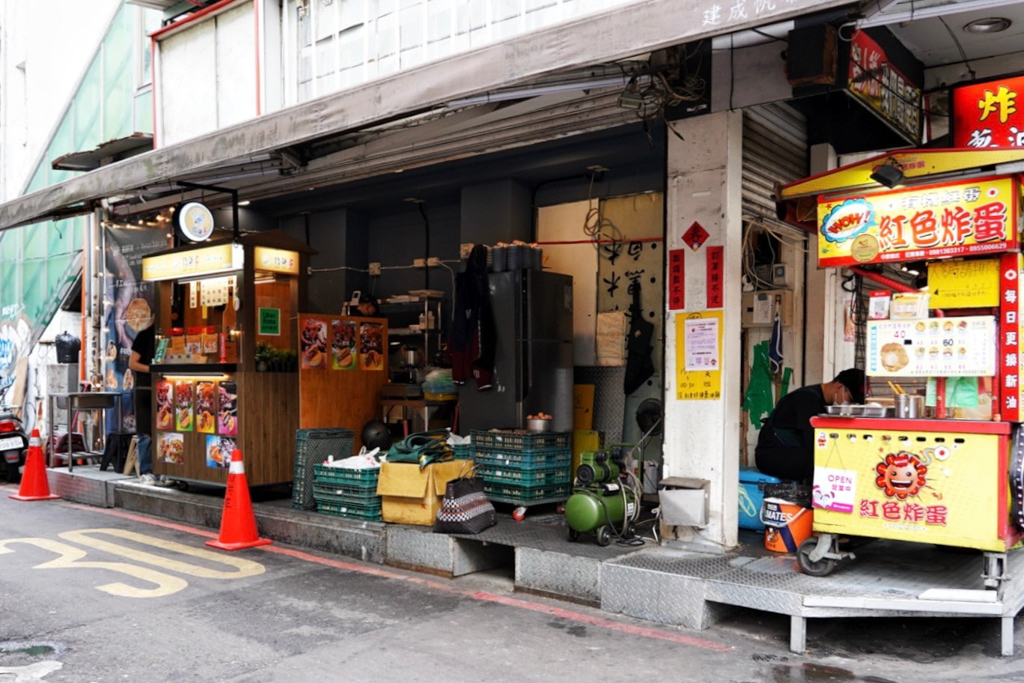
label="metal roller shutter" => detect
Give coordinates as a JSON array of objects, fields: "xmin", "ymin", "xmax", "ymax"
[{"xmin": 742, "ymin": 102, "xmax": 808, "ymax": 230}]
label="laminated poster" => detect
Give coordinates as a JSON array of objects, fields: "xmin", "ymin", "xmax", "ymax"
[
  {"xmin": 331, "ymin": 319, "xmax": 358, "ymax": 370},
  {"xmin": 195, "ymin": 381, "xmax": 216, "ymax": 434},
  {"xmin": 218, "ymin": 380, "xmax": 238, "ymax": 435},
  {"xmin": 206, "ymin": 435, "xmax": 237, "ymax": 468},
  {"xmin": 157, "ymin": 432, "xmax": 184, "ymax": 465},
  {"xmin": 155, "ymin": 380, "xmax": 174, "ymax": 430},
  {"xmin": 175, "ymin": 381, "xmax": 194, "ymax": 432},
  {"xmin": 300, "ymin": 317, "xmax": 328, "ymax": 369},
  {"xmin": 359, "ymin": 322, "xmax": 384, "ymax": 371}
]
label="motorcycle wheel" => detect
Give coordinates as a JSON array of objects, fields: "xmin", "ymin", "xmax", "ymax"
[{"xmin": 5, "ymin": 461, "xmax": 20, "ymax": 484}]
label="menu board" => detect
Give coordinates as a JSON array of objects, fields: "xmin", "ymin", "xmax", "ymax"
[{"xmin": 866, "ymin": 316, "xmax": 996, "ymax": 377}]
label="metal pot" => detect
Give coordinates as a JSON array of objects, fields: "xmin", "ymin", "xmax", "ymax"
[
  {"xmin": 526, "ymin": 418, "xmax": 551, "ymax": 432},
  {"xmin": 895, "ymin": 394, "xmax": 925, "ymax": 418}
]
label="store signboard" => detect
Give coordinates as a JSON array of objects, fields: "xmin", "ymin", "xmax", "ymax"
[
  {"xmin": 813, "ymin": 425, "xmax": 1008, "ymax": 551},
  {"xmin": 254, "ymin": 247, "xmax": 300, "ymax": 275},
  {"xmin": 927, "ymin": 258, "xmax": 1000, "ymax": 309},
  {"xmin": 999, "ymin": 252, "xmax": 1022, "ymax": 421},
  {"xmin": 142, "ymin": 243, "xmax": 243, "ymax": 281},
  {"xmin": 847, "ymin": 30, "xmax": 922, "ymax": 146},
  {"xmin": 952, "ymin": 74, "xmax": 1024, "ymax": 149},
  {"xmin": 817, "ymin": 176, "xmax": 1019, "ymax": 267},
  {"xmin": 866, "ymin": 316, "xmax": 997, "ymax": 377}
]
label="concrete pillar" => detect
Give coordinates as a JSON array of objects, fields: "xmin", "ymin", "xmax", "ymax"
[
  {"xmin": 460, "ymin": 179, "xmax": 532, "ymax": 245},
  {"xmin": 664, "ymin": 112, "xmax": 743, "ymax": 547},
  {"xmin": 282, "ymin": 208, "xmax": 368, "ymax": 314},
  {"xmin": 803, "ymin": 142, "xmax": 836, "ymax": 386}
]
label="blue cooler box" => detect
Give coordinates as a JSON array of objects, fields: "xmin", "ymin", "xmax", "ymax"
[{"xmin": 739, "ymin": 467, "xmax": 781, "ymax": 531}]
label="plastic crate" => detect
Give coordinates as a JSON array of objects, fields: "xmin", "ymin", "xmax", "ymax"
[
  {"xmin": 317, "ymin": 500, "xmax": 384, "ymax": 521},
  {"xmin": 478, "ymin": 464, "xmax": 571, "ymax": 486},
  {"xmin": 451, "ymin": 443, "xmax": 473, "ymax": 460},
  {"xmin": 471, "ymin": 430, "xmax": 571, "ymax": 451},
  {"xmin": 292, "ymin": 428, "xmax": 354, "ymax": 510},
  {"xmin": 313, "ymin": 464, "xmax": 380, "ymax": 488},
  {"xmin": 473, "ymin": 447, "xmax": 571, "ymax": 469},
  {"xmin": 483, "ymin": 482, "xmax": 571, "ymax": 503},
  {"xmin": 313, "ymin": 484, "xmax": 382, "ymax": 507}
]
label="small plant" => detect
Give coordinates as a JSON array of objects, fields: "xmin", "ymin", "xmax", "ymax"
[
  {"xmin": 279, "ymin": 349, "xmax": 298, "ymax": 372},
  {"xmin": 255, "ymin": 341, "xmax": 277, "ymax": 371}
]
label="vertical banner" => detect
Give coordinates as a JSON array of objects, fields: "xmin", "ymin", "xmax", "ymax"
[
  {"xmin": 299, "ymin": 317, "xmax": 328, "ymax": 369},
  {"xmin": 675, "ymin": 311, "xmax": 723, "ymax": 400},
  {"xmin": 155, "ymin": 380, "xmax": 173, "ymax": 430},
  {"xmin": 217, "ymin": 380, "xmax": 238, "ymax": 435},
  {"xmin": 706, "ymin": 246, "xmax": 723, "ymax": 309},
  {"xmin": 999, "ymin": 252, "xmax": 1021, "ymax": 421},
  {"xmin": 331, "ymin": 319, "xmax": 358, "ymax": 370},
  {"xmin": 174, "ymin": 381, "xmax": 193, "ymax": 432},
  {"xmin": 359, "ymin": 322, "xmax": 385, "ymax": 370},
  {"xmin": 668, "ymin": 249, "xmax": 685, "ymax": 310},
  {"xmin": 195, "ymin": 381, "xmax": 216, "ymax": 433}
]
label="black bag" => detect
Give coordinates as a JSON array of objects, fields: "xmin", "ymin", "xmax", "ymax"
[
  {"xmin": 433, "ymin": 476, "xmax": 496, "ymax": 534},
  {"xmin": 55, "ymin": 331, "xmax": 81, "ymax": 364}
]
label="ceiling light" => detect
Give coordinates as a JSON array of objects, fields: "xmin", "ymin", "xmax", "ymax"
[
  {"xmin": 964, "ymin": 17, "xmax": 1011, "ymax": 33},
  {"xmin": 237, "ymin": 200, "xmax": 251, "ymax": 206}
]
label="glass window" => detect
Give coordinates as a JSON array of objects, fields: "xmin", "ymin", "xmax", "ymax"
[{"xmin": 74, "ymin": 59, "xmax": 102, "ymax": 152}]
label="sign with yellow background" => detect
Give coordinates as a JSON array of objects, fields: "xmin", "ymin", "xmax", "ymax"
[
  {"xmin": 927, "ymin": 257, "xmax": 1000, "ymax": 309},
  {"xmin": 812, "ymin": 423, "xmax": 1011, "ymax": 551},
  {"xmin": 817, "ymin": 176, "xmax": 1019, "ymax": 268},
  {"xmin": 675, "ymin": 311, "xmax": 722, "ymax": 401}
]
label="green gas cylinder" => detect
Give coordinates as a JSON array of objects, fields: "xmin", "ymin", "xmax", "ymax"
[{"xmin": 564, "ymin": 484, "xmax": 635, "ymax": 534}]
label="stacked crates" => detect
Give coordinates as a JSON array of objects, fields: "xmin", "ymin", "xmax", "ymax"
[
  {"xmin": 292, "ymin": 428, "xmax": 354, "ymax": 510},
  {"xmin": 472, "ymin": 430, "xmax": 572, "ymax": 505},
  {"xmin": 312, "ymin": 464, "xmax": 383, "ymax": 521}
]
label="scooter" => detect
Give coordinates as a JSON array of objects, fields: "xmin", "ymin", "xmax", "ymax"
[{"xmin": 0, "ymin": 406, "xmax": 28, "ymax": 483}]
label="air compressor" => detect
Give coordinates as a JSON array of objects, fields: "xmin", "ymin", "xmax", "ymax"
[{"xmin": 564, "ymin": 448, "xmax": 642, "ymax": 546}]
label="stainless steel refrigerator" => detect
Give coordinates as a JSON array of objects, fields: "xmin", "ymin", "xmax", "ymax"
[{"xmin": 459, "ymin": 270, "xmax": 574, "ymax": 433}]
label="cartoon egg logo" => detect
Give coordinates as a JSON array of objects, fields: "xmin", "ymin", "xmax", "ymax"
[
  {"xmin": 820, "ymin": 198, "xmax": 875, "ymax": 244},
  {"xmin": 875, "ymin": 451, "xmax": 927, "ymax": 500}
]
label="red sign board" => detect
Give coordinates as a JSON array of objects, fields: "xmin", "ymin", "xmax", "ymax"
[
  {"xmin": 682, "ymin": 222, "xmax": 709, "ymax": 251},
  {"xmin": 669, "ymin": 249, "xmax": 685, "ymax": 310},
  {"xmin": 952, "ymin": 75, "xmax": 1024, "ymax": 149},
  {"xmin": 706, "ymin": 246, "xmax": 723, "ymax": 309},
  {"xmin": 847, "ymin": 30, "xmax": 922, "ymax": 145},
  {"xmin": 999, "ymin": 252, "xmax": 1021, "ymax": 422}
]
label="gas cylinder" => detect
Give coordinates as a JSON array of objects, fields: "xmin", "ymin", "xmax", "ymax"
[{"xmin": 564, "ymin": 484, "xmax": 634, "ymax": 534}]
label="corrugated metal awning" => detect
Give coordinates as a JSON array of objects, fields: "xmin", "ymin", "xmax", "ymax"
[
  {"xmin": 51, "ymin": 133, "xmax": 154, "ymax": 172},
  {"xmin": 0, "ymin": 0, "xmax": 850, "ymax": 232}
]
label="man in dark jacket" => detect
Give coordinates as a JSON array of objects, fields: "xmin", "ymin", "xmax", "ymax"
[{"xmin": 755, "ymin": 368, "xmax": 865, "ymax": 482}]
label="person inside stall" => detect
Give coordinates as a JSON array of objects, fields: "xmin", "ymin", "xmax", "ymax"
[
  {"xmin": 355, "ymin": 292, "xmax": 380, "ymax": 317},
  {"xmin": 755, "ymin": 368, "xmax": 865, "ymax": 483}
]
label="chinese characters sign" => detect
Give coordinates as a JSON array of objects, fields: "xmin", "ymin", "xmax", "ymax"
[
  {"xmin": 817, "ymin": 176, "xmax": 1019, "ymax": 267},
  {"xmin": 927, "ymin": 257, "xmax": 1000, "ymax": 309},
  {"xmin": 812, "ymin": 423, "xmax": 1010, "ymax": 550},
  {"xmin": 953, "ymin": 74, "xmax": 1024, "ymax": 148},
  {"xmin": 676, "ymin": 311, "xmax": 722, "ymax": 401},
  {"xmin": 668, "ymin": 249, "xmax": 685, "ymax": 310},
  {"xmin": 706, "ymin": 246, "xmax": 723, "ymax": 308},
  {"xmin": 142, "ymin": 243, "xmax": 243, "ymax": 281},
  {"xmin": 999, "ymin": 252, "xmax": 1022, "ymax": 421},
  {"xmin": 254, "ymin": 247, "xmax": 299, "ymax": 275},
  {"xmin": 866, "ymin": 316, "xmax": 996, "ymax": 377},
  {"xmin": 847, "ymin": 30, "xmax": 922, "ymax": 145}
]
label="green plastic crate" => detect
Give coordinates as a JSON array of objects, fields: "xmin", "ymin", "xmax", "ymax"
[
  {"xmin": 313, "ymin": 485, "xmax": 382, "ymax": 507},
  {"xmin": 474, "ymin": 447, "xmax": 571, "ymax": 468},
  {"xmin": 313, "ymin": 464, "xmax": 381, "ymax": 488},
  {"xmin": 317, "ymin": 500, "xmax": 383, "ymax": 521},
  {"xmin": 478, "ymin": 464, "xmax": 571, "ymax": 486},
  {"xmin": 472, "ymin": 430, "xmax": 571, "ymax": 451},
  {"xmin": 483, "ymin": 482, "xmax": 570, "ymax": 503},
  {"xmin": 451, "ymin": 443, "xmax": 473, "ymax": 459}
]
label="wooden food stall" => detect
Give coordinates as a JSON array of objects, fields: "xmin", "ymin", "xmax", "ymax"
[
  {"xmin": 776, "ymin": 149, "xmax": 1024, "ymax": 584},
  {"xmin": 141, "ymin": 231, "xmax": 312, "ymax": 486}
]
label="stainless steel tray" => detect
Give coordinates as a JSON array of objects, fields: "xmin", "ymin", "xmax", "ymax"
[{"xmin": 824, "ymin": 404, "xmax": 887, "ymax": 417}]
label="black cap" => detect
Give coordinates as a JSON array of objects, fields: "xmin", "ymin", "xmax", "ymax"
[{"xmin": 835, "ymin": 368, "xmax": 865, "ymax": 404}]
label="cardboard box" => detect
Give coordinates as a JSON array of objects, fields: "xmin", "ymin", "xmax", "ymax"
[{"xmin": 376, "ymin": 460, "xmax": 472, "ymax": 525}]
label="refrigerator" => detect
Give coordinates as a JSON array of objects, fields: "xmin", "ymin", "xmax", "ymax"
[{"xmin": 459, "ymin": 270, "xmax": 574, "ymax": 433}]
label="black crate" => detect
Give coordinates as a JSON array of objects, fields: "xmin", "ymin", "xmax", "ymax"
[{"xmin": 292, "ymin": 428, "xmax": 354, "ymax": 510}]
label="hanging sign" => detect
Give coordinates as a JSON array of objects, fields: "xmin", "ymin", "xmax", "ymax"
[
  {"xmin": 176, "ymin": 202, "xmax": 215, "ymax": 243},
  {"xmin": 142, "ymin": 243, "xmax": 243, "ymax": 281},
  {"xmin": 927, "ymin": 258, "xmax": 1000, "ymax": 309},
  {"xmin": 817, "ymin": 176, "xmax": 1019, "ymax": 267},
  {"xmin": 999, "ymin": 252, "xmax": 1022, "ymax": 421},
  {"xmin": 952, "ymin": 74, "xmax": 1024, "ymax": 149},
  {"xmin": 254, "ymin": 247, "xmax": 300, "ymax": 275},
  {"xmin": 866, "ymin": 316, "xmax": 997, "ymax": 377},
  {"xmin": 847, "ymin": 30, "xmax": 922, "ymax": 145},
  {"xmin": 682, "ymin": 222, "xmax": 709, "ymax": 251}
]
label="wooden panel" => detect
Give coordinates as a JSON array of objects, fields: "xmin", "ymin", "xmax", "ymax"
[
  {"xmin": 151, "ymin": 369, "xmax": 298, "ymax": 486},
  {"xmin": 255, "ymin": 280, "xmax": 294, "ymax": 350},
  {"xmin": 298, "ymin": 313, "xmax": 388, "ymax": 452}
]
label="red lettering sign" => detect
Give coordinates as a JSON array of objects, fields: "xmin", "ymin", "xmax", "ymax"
[
  {"xmin": 706, "ymin": 246, "xmax": 723, "ymax": 309},
  {"xmin": 952, "ymin": 75, "xmax": 1024, "ymax": 148},
  {"xmin": 669, "ymin": 249, "xmax": 685, "ymax": 311}
]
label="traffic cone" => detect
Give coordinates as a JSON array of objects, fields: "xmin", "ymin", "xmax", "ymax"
[
  {"xmin": 205, "ymin": 449, "xmax": 271, "ymax": 551},
  {"xmin": 10, "ymin": 429, "xmax": 59, "ymax": 501}
]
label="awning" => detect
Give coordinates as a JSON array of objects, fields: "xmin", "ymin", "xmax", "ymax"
[
  {"xmin": 0, "ymin": 0, "xmax": 850, "ymax": 232},
  {"xmin": 51, "ymin": 133, "xmax": 154, "ymax": 172}
]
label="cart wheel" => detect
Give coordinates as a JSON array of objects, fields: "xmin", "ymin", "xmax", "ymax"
[
  {"xmin": 567, "ymin": 527, "xmax": 580, "ymax": 542},
  {"xmin": 625, "ymin": 522, "xmax": 637, "ymax": 539},
  {"xmin": 596, "ymin": 526, "xmax": 612, "ymax": 547},
  {"xmin": 512, "ymin": 506, "xmax": 527, "ymax": 521},
  {"xmin": 797, "ymin": 537, "xmax": 836, "ymax": 577}
]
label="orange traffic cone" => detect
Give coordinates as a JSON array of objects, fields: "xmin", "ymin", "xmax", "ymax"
[
  {"xmin": 205, "ymin": 449, "xmax": 271, "ymax": 551},
  {"xmin": 10, "ymin": 429, "xmax": 59, "ymax": 501}
]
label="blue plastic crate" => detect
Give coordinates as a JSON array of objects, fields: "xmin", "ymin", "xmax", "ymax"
[
  {"xmin": 472, "ymin": 430, "xmax": 571, "ymax": 451},
  {"xmin": 739, "ymin": 467, "xmax": 781, "ymax": 532}
]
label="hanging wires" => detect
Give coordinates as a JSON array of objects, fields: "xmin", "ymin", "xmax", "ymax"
[{"xmin": 581, "ymin": 169, "xmax": 624, "ymax": 250}]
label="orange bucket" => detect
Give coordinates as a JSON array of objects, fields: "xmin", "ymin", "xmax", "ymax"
[{"xmin": 761, "ymin": 497, "xmax": 813, "ymax": 553}]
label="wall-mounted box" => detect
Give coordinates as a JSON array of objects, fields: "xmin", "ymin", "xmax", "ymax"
[{"xmin": 741, "ymin": 290, "xmax": 793, "ymax": 327}]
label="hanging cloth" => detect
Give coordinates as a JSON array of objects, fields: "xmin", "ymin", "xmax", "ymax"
[{"xmin": 623, "ymin": 282, "xmax": 655, "ymax": 395}]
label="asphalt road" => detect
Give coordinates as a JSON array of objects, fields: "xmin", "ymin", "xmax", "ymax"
[{"xmin": 2, "ymin": 483, "xmax": 1024, "ymax": 682}]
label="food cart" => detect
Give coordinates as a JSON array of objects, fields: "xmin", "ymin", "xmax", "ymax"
[
  {"xmin": 776, "ymin": 149, "xmax": 1024, "ymax": 587},
  {"xmin": 141, "ymin": 231, "xmax": 312, "ymax": 487}
]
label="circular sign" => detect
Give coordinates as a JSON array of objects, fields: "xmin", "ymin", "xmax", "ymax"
[
  {"xmin": 176, "ymin": 202, "xmax": 215, "ymax": 243},
  {"xmin": 850, "ymin": 233, "xmax": 880, "ymax": 263}
]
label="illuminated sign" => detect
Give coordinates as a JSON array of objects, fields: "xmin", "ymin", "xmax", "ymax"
[
  {"xmin": 847, "ymin": 30, "xmax": 922, "ymax": 145},
  {"xmin": 817, "ymin": 176, "xmax": 1019, "ymax": 267},
  {"xmin": 952, "ymin": 74, "xmax": 1024, "ymax": 149},
  {"xmin": 142, "ymin": 243, "xmax": 244, "ymax": 281},
  {"xmin": 254, "ymin": 247, "xmax": 300, "ymax": 275},
  {"xmin": 176, "ymin": 202, "xmax": 215, "ymax": 243}
]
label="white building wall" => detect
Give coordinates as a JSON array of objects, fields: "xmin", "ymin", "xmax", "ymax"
[{"xmin": 0, "ymin": 0, "xmax": 123, "ymax": 199}]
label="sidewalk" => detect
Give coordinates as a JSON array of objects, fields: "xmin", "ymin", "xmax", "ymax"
[{"xmin": 45, "ymin": 466, "xmax": 1024, "ymax": 655}]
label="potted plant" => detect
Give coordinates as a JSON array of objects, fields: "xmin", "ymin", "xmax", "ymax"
[
  {"xmin": 279, "ymin": 349, "xmax": 298, "ymax": 372},
  {"xmin": 255, "ymin": 341, "xmax": 276, "ymax": 372}
]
